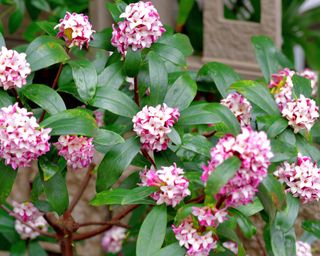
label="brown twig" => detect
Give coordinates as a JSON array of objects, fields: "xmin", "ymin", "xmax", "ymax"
[
  {"xmin": 78, "ymin": 221, "xmax": 129, "ymax": 229},
  {"xmin": 133, "ymin": 76, "xmax": 140, "ymax": 107},
  {"xmin": 65, "ymin": 164, "xmax": 95, "ymax": 217},
  {"xmin": 141, "ymin": 148, "xmax": 157, "ymax": 168},
  {"xmin": 73, "ymin": 205, "xmax": 139, "ymax": 241},
  {"xmin": 256, "ymin": 234, "xmax": 267, "ymax": 256},
  {"xmin": 186, "ymin": 194, "xmax": 205, "ymax": 204},
  {"xmin": 0, "ymin": 205, "xmax": 56, "ymax": 238},
  {"xmin": 12, "ymin": 88, "xmax": 23, "ymax": 107}
]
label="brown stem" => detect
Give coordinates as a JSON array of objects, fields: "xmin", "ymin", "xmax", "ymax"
[
  {"xmin": 186, "ymin": 194, "xmax": 205, "ymax": 204},
  {"xmin": 141, "ymin": 148, "xmax": 157, "ymax": 168},
  {"xmin": 0, "ymin": 205, "xmax": 56, "ymax": 238},
  {"xmin": 133, "ymin": 76, "xmax": 140, "ymax": 107},
  {"xmin": 202, "ymin": 130, "xmax": 217, "ymax": 138},
  {"xmin": 73, "ymin": 205, "xmax": 139, "ymax": 241},
  {"xmin": 78, "ymin": 221, "xmax": 129, "ymax": 229},
  {"xmin": 12, "ymin": 88, "xmax": 23, "ymax": 108},
  {"xmin": 216, "ymin": 196, "xmax": 226, "ymax": 209},
  {"xmin": 60, "ymin": 235, "xmax": 73, "ymax": 256},
  {"xmin": 256, "ymin": 234, "xmax": 267, "ymax": 256},
  {"xmin": 65, "ymin": 164, "xmax": 95, "ymax": 217}
]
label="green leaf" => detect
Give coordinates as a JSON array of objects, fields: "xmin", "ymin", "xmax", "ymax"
[
  {"xmin": 21, "ymin": 84, "xmax": 66, "ymax": 115},
  {"xmin": 292, "ymin": 74, "xmax": 312, "ymax": 98},
  {"xmin": 41, "ymin": 109, "xmax": 97, "ymax": 136},
  {"xmin": 8, "ymin": 10, "xmax": 23, "ymax": 34},
  {"xmin": 31, "ymin": 0, "xmax": 50, "ymax": 12},
  {"xmin": 124, "ymin": 48, "xmax": 141, "ymax": 77},
  {"xmin": 270, "ymin": 139, "xmax": 297, "ymax": 163},
  {"xmin": 205, "ymin": 157, "xmax": 241, "ymax": 202},
  {"xmin": 251, "ymin": 35, "xmax": 281, "ymax": 83},
  {"xmin": 164, "ymin": 74, "xmax": 197, "ymax": 110},
  {"xmin": 136, "ymin": 205, "xmax": 167, "ymax": 256},
  {"xmin": 26, "ymin": 36, "xmax": 69, "ymax": 71},
  {"xmin": 0, "ymin": 161, "xmax": 16, "ymax": 204},
  {"xmin": 89, "ymin": 87, "xmax": 139, "ymax": 118},
  {"xmin": 96, "ymin": 137, "xmax": 140, "ymax": 192},
  {"xmin": 229, "ymin": 208, "xmax": 256, "ymax": 239},
  {"xmin": 0, "ymin": 208, "xmax": 18, "ymax": 244},
  {"xmin": 106, "ymin": 1, "xmax": 126, "ymax": 22},
  {"xmin": 154, "ymin": 243, "xmax": 185, "ymax": 256},
  {"xmin": 10, "ymin": 240, "xmax": 26, "ymax": 256},
  {"xmin": 69, "ymin": 60, "xmax": 97, "ymax": 103},
  {"xmin": 90, "ymin": 28, "xmax": 113, "ymax": 50},
  {"xmin": 230, "ymin": 80, "xmax": 280, "ymax": 116},
  {"xmin": 296, "ymin": 134, "xmax": 320, "ymax": 162},
  {"xmin": 197, "ymin": 62, "xmax": 241, "ymax": 97},
  {"xmin": 180, "ymin": 134, "xmax": 211, "ymax": 158},
  {"xmin": 97, "ymin": 62, "xmax": 125, "ymax": 89},
  {"xmin": 177, "ymin": 0, "xmax": 195, "ymax": 26},
  {"xmin": 236, "ymin": 198, "xmax": 264, "ymax": 216},
  {"xmin": 41, "ymin": 169, "xmax": 68, "ymax": 215},
  {"xmin": 36, "ymin": 21, "xmax": 57, "ymax": 36},
  {"xmin": 267, "ymin": 117, "xmax": 288, "ymax": 138},
  {"xmin": 0, "ymin": 32, "xmax": 5, "ymax": 47},
  {"xmin": 147, "ymin": 51, "xmax": 168, "ymax": 105},
  {"xmin": 38, "ymin": 155, "xmax": 66, "ymax": 182},
  {"xmin": 0, "ymin": 90, "xmax": 14, "ymax": 107},
  {"xmin": 302, "ymin": 220, "xmax": 320, "ymax": 239},
  {"xmin": 257, "ymin": 174, "xmax": 287, "ymax": 221},
  {"xmin": 159, "ymin": 33, "xmax": 193, "ymax": 57},
  {"xmin": 167, "ymin": 127, "xmax": 181, "ymax": 146},
  {"xmin": 93, "ymin": 129, "xmax": 124, "ymax": 149},
  {"xmin": 152, "ymin": 43, "xmax": 186, "ymax": 66},
  {"xmin": 28, "ymin": 241, "xmax": 48, "ymax": 256},
  {"xmin": 91, "ymin": 187, "xmax": 157, "ymax": 206}
]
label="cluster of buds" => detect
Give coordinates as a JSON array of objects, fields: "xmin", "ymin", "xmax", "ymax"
[
  {"xmin": 222, "ymin": 241, "xmax": 239, "ymax": 254},
  {"xmin": 0, "ymin": 104, "xmax": 51, "ymax": 169},
  {"xmin": 111, "ymin": 1, "xmax": 165, "ymax": 55},
  {"xmin": 93, "ymin": 109, "xmax": 104, "ymax": 127},
  {"xmin": 139, "ymin": 163, "xmax": 190, "ymax": 207},
  {"xmin": 101, "ymin": 227, "xmax": 127, "ymax": 254},
  {"xmin": 192, "ymin": 206, "xmax": 228, "ymax": 227},
  {"xmin": 0, "ymin": 47, "xmax": 31, "ymax": 90},
  {"xmin": 55, "ymin": 12, "xmax": 95, "ymax": 49},
  {"xmin": 172, "ymin": 216, "xmax": 218, "ymax": 256},
  {"xmin": 221, "ymin": 92, "xmax": 252, "ymax": 126},
  {"xmin": 54, "ymin": 135, "xmax": 94, "ymax": 170},
  {"xmin": 274, "ymin": 154, "xmax": 320, "ymax": 203},
  {"xmin": 202, "ymin": 127, "xmax": 273, "ymax": 207},
  {"xmin": 296, "ymin": 241, "xmax": 312, "ymax": 256},
  {"xmin": 132, "ymin": 104, "xmax": 180, "ymax": 151},
  {"xmin": 12, "ymin": 201, "xmax": 48, "ymax": 240},
  {"xmin": 299, "ymin": 69, "xmax": 318, "ymax": 97}
]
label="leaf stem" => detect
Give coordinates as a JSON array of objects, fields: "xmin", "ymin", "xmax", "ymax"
[
  {"xmin": 141, "ymin": 148, "xmax": 157, "ymax": 169},
  {"xmin": 134, "ymin": 76, "xmax": 140, "ymax": 107}
]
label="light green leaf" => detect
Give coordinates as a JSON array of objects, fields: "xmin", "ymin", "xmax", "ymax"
[
  {"xmin": 154, "ymin": 243, "xmax": 185, "ymax": 256},
  {"xmin": 97, "ymin": 62, "xmax": 125, "ymax": 89}
]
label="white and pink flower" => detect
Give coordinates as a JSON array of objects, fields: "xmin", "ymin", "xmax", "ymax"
[
  {"xmin": 274, "ymin": 154, "xmax": 320, "ymax": 203},
  {"xmin": 281, "ymin": 94, "xmax": 319, "ymax": 133},
  {"xmin": 54, "ymin": 135, "xmax": 94, "ymax": 170},
  {"xmin": 140, "ymin": 163, "xmax": 190, "ymax": 207},
  {"xmin": 221, "ymin": 92, "xmax": 252, "ymax": 127},
  {"xmin": 132, "ymin": 104, "xmax": 180, "ymax": 151},
  {"xmin": 111, "ymin": 1, "xmax": 165, "ymax": 55},
  {"xmin": 12, "ymin": 201, "xmax": 48, "ymax": 240},
  {"xmin": 202, "ymin": 127, "xmax": 273, "ymax": 207},
  {"xmin": 93, "ymin": 109, "xmax": 104, "ymax": 127},
  {"xmin": 192, "ymin": 206, "xmax": 228, "ymax": 227},
  {"xmin": 0, "ymin": 104, "xmax": 51, "ymax": 169},
  {"xmin": 55, "ymin": 12, "xmax": 95, "ymax": 49},
  {"xmin": 0, "ymin": 47, "xmax": 31, "ymax": 90},
  {"xmin": 223, "ymin": 241, "xmax": 238, "ymax": 254},
  {"xmin": 296, "ymin": 241, "xmax": 312, "ymax": 256},
  {"xmin": 101, "ymin": 226, "xmax": 127, "ymax": 254}
]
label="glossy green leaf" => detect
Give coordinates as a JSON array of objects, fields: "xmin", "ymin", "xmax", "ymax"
[
  {"xmin": 292, "ymin": 74, "xmax": 312, "ymax": 99},
  {"xmin": 41, "ymin": 109, "xmax": 97, "ymax": 136},
  {"xmin": 9, "ymin": 10, "xmax": 23, "ymax": 34},
  {"xmin": 136, "ymin": 205, "xmax": 167, "ymax": 256},
  {"xmin": 230, "ymin": 80, "xmax": 280, "ymax": 116},
  {"xmin": 154, "ymin": 243, "xmax": 185, "ymax": 256},
  {"xmin": 0, "ymin": 90, "xmax": 13, "ymax": 108},
  {"xmin": 236, "ymin": 198, "xmax": 263, "ymax": 216},
  {"xmin": 106, "ymin": 1, "xmax": 126, "ymax": 22},
  {"xmin": 229, "ymin": 208, "xmax": 256, "ymax": 239},
  {"xmin": 69, "ymin": 60, "xmax": 97, "ymax": 102},
  {"xmin": 205, "ymin": 157, "xmax": 241, "ymax": 202},
  {"xmin": 159, "ymin": 33, "xmax": 193, "ymax": 56},
  {"xmin": 21, "ymin": 84, "xmax": 66, "ymax": 115},
  {"xmin": 91, "ymin": 187, "xmax": 157, "ymax": 206},
  {"xmin": 96, "ymin": 137, "xmax": 140, "ymax": 192},
  {"xmin": 180, "ymin": 134, "xmax": 211, "ymax": 158},
  {"xmin": 177, "ymin": 0, "xmax": 195, "ymax": 26},
  {"xmin": 28, "ymin": 241, "xmax": 48, "ymax": 256},
  {"xmin": 38, "ymin": 155, "xmax": 66, "ymax": 182},
  {"xmin": 296, "ymin": 134, "xmax": 320, "ymax": 162},
  {"xmin": 93, "ymin": 129, "xmax": 124, "ymax": 150},
  {"xmin": 0, "ymin": 161, "xmax": 16, "ymax": 204},
  {"xmin": 266, "ymin": 117, "xmax": 288, "ymax": 138},
  {"xmin": 89, "ymin": 87, "xmax": 139, "ymax": 118},
  {"xmin": 251, "ymin": 35, "xmax": 281, "ymax": 83},
  {"xmin": 0, "ymin": 208, "xmax": 18, "ymax": 244},
  {"xmin": 147, "ymin": 51, "xmax": 168, "ymax": 105},
  {"xmin": 164, "ymin": 74, "xmax": 197, "ymax": 110},
  {"xmin": 31, "ymin": 0, "xmax": 50, "ymax": 12},
  {"xmin": 10, "ymin": 240, "xmax": 26, "ymax": 256},
  {"xmin": 90, "ymin": 28, "xmax": 113, "ymax": 50},
  {"xmin": 197, "ymin": 62, "xmax": 241, "ymax": 97},
  {"xmin": 302, "ymin": 220, "xmax": 320, "ymax": 239},
  {"xmin": 26, "ymin": 36, "xmax": 69, "ymax": 71},
  {"xmin": 124, "ymin": 48, "xmax": 141, "ymax": 77},
  {"xmin": 36, "ymin": 21, "xmax": 57, "ymax": 36},
  {"xmin": 152, "ymin": 43, "xmax": 186, "ymax": 66},
  {"xmin": 97, "ymin": 62, "xmax": 125, "ymax": 89},
  {"xmin": 270, "ymin": 139, "xmax": 297, "ymax": 162}
]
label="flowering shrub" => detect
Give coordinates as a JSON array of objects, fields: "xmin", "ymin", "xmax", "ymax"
[{"xmin": 0, "ymin": 1, "xmax": 319, "ymax": 256}]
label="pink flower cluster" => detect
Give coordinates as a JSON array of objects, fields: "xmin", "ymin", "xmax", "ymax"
[
  {"xmin": 0, "ymin": 47, "xmax": 31, "ymax": 90},
  {"xmin": 299, "ymin": 69, "xmax": 318, "ymax": 97},
  {"xmin": 132, "ymin": 104, "xmax": 180, "ymax": 151},
  {"xmin": 281, "ymin": 95, "xmax": 319, "ymax": 133},
  {"xmin": 55, "ymin": 12, "xmax": 95, "ymax": 49},
  {"xmin": 274, "ymin": 154, "xmax": 320, "ymax": 203},
  {"xmin": 269, "ymin": 69, "xmax": 319, "ymax": 133},
  {"xmin": 111, "ymin": 1, "xmax": 165, "ymax": 55},
  {"xmin": 54, "ymin": 135, "xmax": 94, "ymax": 170},
  {"xmin": 140, "ymin": 163, "xmax": 190, "ymax": 207},
  {"xmin": 192, "ymin": 206, "xmax": 228, "ymax": 227},
  {"xmin": 101, "ymin": 226, "xmax": 127, "ymax": 254},
  {"xmin": 221, "ymin": 92, "xmax": 252, "ymax": 126},
  {"xmin": 296, "ymin": 241, "xmax": 312, "ymax": 256},
  {"xmin": 202, "ymin": 127, "xmax": 273, "ymax": 207},
  {"xmin": 173, "ymin": 216, "xmax": 217, "ymax": 256},
  {"xmin": 12, "ymin": 201, "xmax": 48, "ymax": 240},
  {"xmin": 223, "ymin": 241, "xmax": 238, "ymax": 254},
  {"xmin": 0, "ymin": 104, "xmax": 51, "ymax": 169},
  {"xmin": 93, "ymin": 109, "xmax": 104, "ymax": 127}
]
